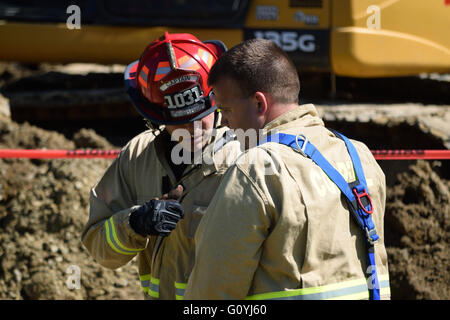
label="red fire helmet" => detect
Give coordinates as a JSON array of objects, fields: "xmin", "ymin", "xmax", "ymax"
[{"xmin": 124, "ymin": 32, "xmax": 226, "ymax": 125}]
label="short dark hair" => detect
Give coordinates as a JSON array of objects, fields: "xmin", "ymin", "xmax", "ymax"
[{"xmin": 208, "ymin": 38, "xmax": 300, "ymax": 104}]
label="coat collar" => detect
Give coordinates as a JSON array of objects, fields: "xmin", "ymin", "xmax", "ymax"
[{"xmin": 262, "ymin": 104, "xmax": 324, "ymax": 134}]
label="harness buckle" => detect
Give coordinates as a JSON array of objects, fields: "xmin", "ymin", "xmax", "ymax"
[
  {"xmin": 365, "ymin": 227, "xmax": 379, "ymax": 245},
  {"xmin": 352, "ymin": 186, "xmax": 374, "ymax": 215},
  {"xmin": 295, "ymin": 134, "xmax": 308, "ymax": 157}
]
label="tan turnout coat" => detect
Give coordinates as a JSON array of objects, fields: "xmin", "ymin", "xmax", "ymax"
[
  {"xmin": 81, "ymin": 126, "xmax": 241, "ymax": 300},
  {"xmin": 184, "ymin": 104, "xmax": 391, "ymax": 300}
]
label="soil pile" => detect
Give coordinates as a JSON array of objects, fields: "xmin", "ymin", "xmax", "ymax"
[
  {"xmin": 0, "ymin": 115, "xmax": 142, "ymax": 299},
  {"xmin": 385, "ymin": 160, "xmax": 449, "ymax": 299}
]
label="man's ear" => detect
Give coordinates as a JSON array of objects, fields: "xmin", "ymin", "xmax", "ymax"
[{"xmin": 254, "ymin": 91, "xmax": 268, "ymax": 115}]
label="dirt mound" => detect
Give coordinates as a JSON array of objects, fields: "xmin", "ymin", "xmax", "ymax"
[
  {"xmin": 72, "ymin": 128, "xmax": 115, "ymax": 149},
  {"xmin": 385, "ymin": 160, "xmax": 450, "ymax": 299},
  {"xmin": 0, "ymin": 115, "xmax": 142, "ymax": 299}
]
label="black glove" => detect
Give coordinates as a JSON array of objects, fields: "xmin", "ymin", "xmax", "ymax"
[{"xmin": 129, "ymin": 199, "xmax": 184, "ymax": 237}]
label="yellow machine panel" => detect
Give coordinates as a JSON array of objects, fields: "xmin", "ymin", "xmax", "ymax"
[
  {"xmin": 331, "ymin": 0, "xmax": 450, "ymax": 77},
  {"xmin": 0, "ymin": 23, "xmax": 243, "ymax": 65}
]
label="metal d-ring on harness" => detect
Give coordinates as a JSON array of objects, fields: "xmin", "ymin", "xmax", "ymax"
[
  {"xmin": 295, "ymin": 133, "xmax": 308, "ymax": 157},
  {"xmin": 258, "ymin": 130, "xmax": 381, "ymax": 300}
]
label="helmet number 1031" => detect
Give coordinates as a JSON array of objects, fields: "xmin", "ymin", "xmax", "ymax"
[{"xmin": 165, "ymin": 86, "xmax": 203, "ymax": 109}]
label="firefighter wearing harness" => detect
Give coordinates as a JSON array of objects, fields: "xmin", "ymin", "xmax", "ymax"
[
  {"xmin": 81, "ymin": 32, "xmax": 240, "ymax": 300},
  {"xmin": 184, "ymin": 39, "xmax": 391, "ymax": 300}
]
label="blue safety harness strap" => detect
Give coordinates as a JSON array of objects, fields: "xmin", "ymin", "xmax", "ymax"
[{"xmin": 258, "ymin": 131, "xmax": 381, "ymax": 300}]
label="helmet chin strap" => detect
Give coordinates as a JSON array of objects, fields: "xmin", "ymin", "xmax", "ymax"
[
  {"xmin": 145, "ymin": 119, "xmax": 165, "ymax": 136},
  {"xmin": 213, "ymin": 109, "xmax": 224, "ymax": 129}
]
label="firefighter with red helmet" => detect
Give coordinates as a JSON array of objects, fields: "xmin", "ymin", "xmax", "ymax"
[{"xmin": 81, "ymin": 32, "xmax": 240, "ymax": 299}]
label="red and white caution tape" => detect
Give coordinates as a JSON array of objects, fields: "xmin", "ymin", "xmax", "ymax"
[
  {"xmin": 0, "ymin": 149, "xmax": 121, "ymax": 159},
  {"xmin": 0, "ymin": 149, "xmax": 449, "ymax": 160},
  {"xmin": 371, "ymin": 149, "xmax": 450, "ymax": 160}
]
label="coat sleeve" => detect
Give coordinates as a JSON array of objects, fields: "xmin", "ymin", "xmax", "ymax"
[
  {"xmin": 81, "ymin": 147, "xmax": 150, "ymax": 270},
  {"xmin": 184, "ymin": 164, "xmax": 273, "ymax": 299}
]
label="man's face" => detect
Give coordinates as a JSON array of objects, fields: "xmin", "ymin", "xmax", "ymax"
[
  {"xmin": 212, "ymin": 76, "xmax": 261, "ymax": 132},
  {"xmin": 165, "ymin": 111, "xmax": 215, "ymax": 152}
]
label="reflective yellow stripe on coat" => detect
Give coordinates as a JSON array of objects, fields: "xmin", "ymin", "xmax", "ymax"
[
  {"xmin": 105, "ymin": 217, "xmax": 145, "ymax": 255},
  {"xmin": 246, "ymin": 274, "xmax": 391, "ymax": 300}
]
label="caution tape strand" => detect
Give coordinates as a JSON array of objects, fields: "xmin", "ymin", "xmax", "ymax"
[
  {"xmin": 0, "ymin": 149, "xmax": 121, "ymax": 159},
  {"xmin": 0, "ymin": 149, "xmax": 449, "ymax": 160}
]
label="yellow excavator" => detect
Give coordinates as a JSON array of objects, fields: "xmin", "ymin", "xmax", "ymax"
[
  {"xmin": 1, "ymin": 0, "xmax": 449, "ymax": 77},
  {"xmin": 0, "ymin": 0, "xmax": 449, "ymax": 123}
]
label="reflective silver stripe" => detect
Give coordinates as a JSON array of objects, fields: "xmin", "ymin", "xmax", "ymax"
[
  {"xmin": 175, "ymin": 288, "xmax": 185, "ymax": 300},
  {"xmin": 201, "ymin": 51, "xmax": 211, "ymax": 64},
  {"xmin": 273, "ymin": 284, "xmax": 369, "ymax": 300},
  {"xmin": 149, "ymin": 283, "xmax": 159, "ymax": 297},
  {"xmin": 139, "ymin": 70, "xmax": 148, "ymax": 82},
  {"xmin": 140, "ymin": 275, "xmax": 160, "ymax": 298},
  {"xmin": 379, "ymin": 279, "xmax": 390, "ymax": 289},
  {"xmin": 246, "ymin": 277, "xmax": 390, "ymax": 300},
  {"xmin": 155, "ymin": 66, "xmax": 170, "ymax": 75},
  {"xmin": 175, "ymin": 282, "xmax": 187, "ymax": 300},
  {"xmin": 179, "ymin": 58, "xmax": 197, "ymax": 69}
]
